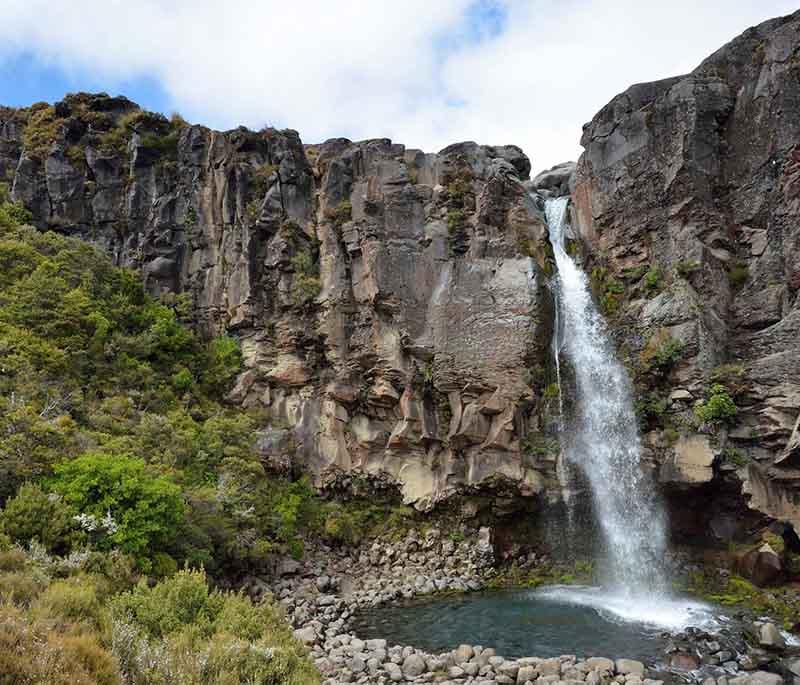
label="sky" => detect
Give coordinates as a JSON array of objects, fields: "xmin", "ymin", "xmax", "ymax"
[{"xmin": 0, "ymin": 1, "xmax": 796, "ymax": 171}]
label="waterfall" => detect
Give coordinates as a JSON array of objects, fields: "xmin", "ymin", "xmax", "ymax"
[{"xmin": 544, "ymin": 196, "xmax": 668, "ymax": 597}]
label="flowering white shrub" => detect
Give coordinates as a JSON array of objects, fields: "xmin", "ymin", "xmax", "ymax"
[{"xmin": 73, "ymin": 510, "xmax": 118, "ymax": 536}]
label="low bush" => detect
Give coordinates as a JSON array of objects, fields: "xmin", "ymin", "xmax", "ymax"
[
  {"xmin": 34, "ymin": 576, "xmax": 105, "ymax": 629},
  {"xmin": 0, "ymin": 604, "xmax": 121, "ymax": 685},
  {"xmin": 727, "ymin": 261, "xmax": 750, "ymax": 290},
  {"xmin": 0, "ymin": 483, "xmax": 77, "ymax": 554},
  {"xmin": 676, "ymin": 259, "xmax": 701, "ymax": 278},
  {"xmin": 109, "ymin": 568, "xmax": 319, "ymax": 685},
  {"xmin": 640, "ymin": 330, "xmax": 684, "ymax": 375},
  {"xmin": 0, "ymin": 570, "xmax": 47, "ymax": 606},
  {"xmin": 290, "ymin": 251, "xmax": 321, "ymax": 306},
  {"xmin": 694, "ymin": 384, "xmax": 738, "ymax": 425}
]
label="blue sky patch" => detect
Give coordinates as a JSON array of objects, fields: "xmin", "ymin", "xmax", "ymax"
[{"xmin": 0, "ymin": 52, "xmax": 172, "ymax": 113}]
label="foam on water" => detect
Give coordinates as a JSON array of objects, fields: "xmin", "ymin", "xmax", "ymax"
[{"xmin": 533, "ymin": 585, "xmax": 718, "ymax": 632}]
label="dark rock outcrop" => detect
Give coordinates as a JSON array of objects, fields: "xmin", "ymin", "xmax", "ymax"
[{"xmin": 573, "ymin": 9, "xmax": 800, "ymax": 531}]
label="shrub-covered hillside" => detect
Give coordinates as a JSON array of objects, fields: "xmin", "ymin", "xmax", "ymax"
[
  {"xmin": 0, "ymin": 193, "xmax": 319, "ymax": 573},
  {"xmin": 0, "ymin": 195, "xmax": 338, "ymax": 682}
]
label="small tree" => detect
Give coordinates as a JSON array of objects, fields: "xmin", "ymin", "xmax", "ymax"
[{"xmin": 50, "ymin": 453, "xmax": 184, "ymax": 569}]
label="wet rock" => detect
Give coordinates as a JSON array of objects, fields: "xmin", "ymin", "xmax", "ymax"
[
  {"xmin": 670, "ymin": 652, "xmax": 701, "ymax": 670},
  {"xmin": 757, "ymin": 622, "xmax": 786, "ymax": 650}
]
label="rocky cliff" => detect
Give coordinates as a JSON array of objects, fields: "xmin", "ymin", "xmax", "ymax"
[
  {"xmin": 0, "ymin": 93, "xmax": 562, "ymax": 513},
  {"xmin": 3, "ymin": 8, "xmax": 800, "ymax": 540},
  {"xmin": 573, "ymin": 9, "xmax": 800, "ymax": 533}
]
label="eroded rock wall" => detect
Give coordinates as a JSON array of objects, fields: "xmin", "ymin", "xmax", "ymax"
[
  {"xmin": 0, "ymin": 95, "xmax": 560, "ymax": 511},
  {"xmin": 572, "ymin": 10, "xmax": 800, "ymax": 532}
]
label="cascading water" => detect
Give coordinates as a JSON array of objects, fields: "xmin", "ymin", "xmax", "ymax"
[
  {"xmin": 545, "ymin": 196, "xmax": 667, "ymax": 595},
  {"xmin": 542, "ymin": 196, "xmax": 711, "ymax": 628}
]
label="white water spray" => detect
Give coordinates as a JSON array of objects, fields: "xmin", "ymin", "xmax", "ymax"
[{"xmin": 544, "ymin": 196, "xmax": 668, "ymax": 596}]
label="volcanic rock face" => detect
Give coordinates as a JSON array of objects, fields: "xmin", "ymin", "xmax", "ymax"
[
  {"xmin": 573, "ymin": 10, "xmax": 800, "ymax": 529},
  {"xmin": 0, "ymin": 95, "xmax": 558, "ymax": 510},
  {"xmin": 3, "ymin": 9, "xmax": 800, "ymax": 535}
]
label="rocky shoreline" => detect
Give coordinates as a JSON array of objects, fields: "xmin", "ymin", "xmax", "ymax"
[{"xmin": 242, "ymin": 529, "xmax": 800, "ymax": 685}]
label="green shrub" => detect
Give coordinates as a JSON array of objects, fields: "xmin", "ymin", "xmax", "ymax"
[
  {"xmin": 22, "ymin": 105, "xmax": 63, "ymax": 160},
  {"xmin": 323, "ymin": 508, "xmax": 359, "ymax": 546},
  {"xmin": 290, "ymin": 251, "xmax": 321, "ymax": 306},
  {"xmin": 591, "ymin": 265, "xmax": 625, "ymax": 314},
  {"xmin": 201, "ymin": 335, "xmax": 243, "ymax": 395},
  {"xmin": 621, "ymin": 265, "xmax": 648, "ymax": 281},
  {"xmin": 0, "ymin": 483, "xmax": 77, "ymax": 553},
  {"xmin": 140, "ymin": 131, "xmax": 179, "ymax": 160},
  {"xmin": 111, "ymin": 568, "xmax": 223, "ymax": 639},
  {"xmin": 252, "ymin": 163, "xmax": 278, "ymax": 196},
  {"xmin": 710, "ymin": 363, "xmax": 748, "ymax": 397},
  {"xmin": 447, "ymin": 208, "xmax": 467, "ymax": 233},
  {"xmin": 640, "ymin": 330, "xmax": 684, "ymax": 374},
  {"xmin": 721, "ymin": 446, "xmax": 749, "ymax": 467},
  {"xmin": 171, "ymin": 366, "xmax": 194, "ymax": 392},
  {"xmin": 662, "ymin": 427, "xmax": 680, "ymax": 446},
  {"xmin": 643, "ymin": 267, "xmax": 662, "ymax": 294},
  {"xmin": 636, "ymin": 393, "xmax": 669, "ymax": 424},
  {"xmin": 694, "ymin": 384, "xmax": 738, "ymax": 425},
  {"xmin": 727, "ymin": 261, "xmax": 749, "ymax": 290},
  {"xmin": 50, "ymin": 453, "xmax": 185, "ymax": 568},
  {"xmin": 245, "ymin": 199, "xmax": 261, "ymax": 224},
  {"xmin": 543, "ymin": 383, "xmax": 560, "ymax": 400},
  {"xmin": 676, "ymin": 260, "xmax": 701, "ymax": 278},
  {"xmin": 0, "ymin": 201, "xmax": 32, "ymax": 227}
]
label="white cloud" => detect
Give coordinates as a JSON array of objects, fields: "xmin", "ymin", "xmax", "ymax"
[{"xmin": 0, "ymin": 0, "xmax": 796, "ymax": 170}]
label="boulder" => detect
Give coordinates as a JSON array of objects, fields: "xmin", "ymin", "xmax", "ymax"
[
  {"xmin": 730, "ymin": 673, "xmax": 783, "ymax": 685},
  {"xmin": 454, "ymin": 644, "xmax": 475, "ymax": 663},
  {"xmin": 660, "ymin": 435, "xmax": 715, "ymax": 485},
  {"xmin": 739, "ymin": 544, "xmax": 783, "ymax": 587},
  {"xmin": 615, "ymin": 660, "xmax": 645, "ymax": 676},
  {"xmin": 293, "ymin": 626, "xmax": 316, "ymax": 645},
  {"xmin": 402, "ymin": 653, "xmax": 427, "ymax": 677},
  {"xmin": 531, "ymin": 161, "xmax": 576, "ymax": 194},
  {"xmin": 586, "ymin": 657, "xmax": 615, "ymax": 672},
  {"xmin": 757, "ymin": 622, "xmax": 786, "ymax": 650}
]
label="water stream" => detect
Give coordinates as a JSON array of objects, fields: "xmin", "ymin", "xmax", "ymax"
[{"xmin": 543, "ymin": 196, "xmax": 707, "ymax": 626}]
